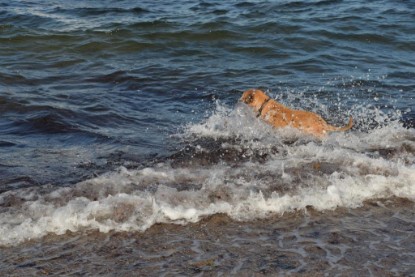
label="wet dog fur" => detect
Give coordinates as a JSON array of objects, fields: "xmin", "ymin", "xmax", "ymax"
[{"xmin": 240, "ymin": 89, "xmax": 353, "ymax": 138}]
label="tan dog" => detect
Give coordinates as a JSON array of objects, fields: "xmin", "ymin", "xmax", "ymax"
[{"xmin": 240, "ymin": 89, "xmax": 353, "ymax": 137}]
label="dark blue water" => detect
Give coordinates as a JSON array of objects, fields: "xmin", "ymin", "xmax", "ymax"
[
  {"xmin": 1, "ymin": 1, "xmax": 415, "ymax": 275},
  {"xmin": 1, "ymin": 0, "xmax": 414, "ymax": 186}
]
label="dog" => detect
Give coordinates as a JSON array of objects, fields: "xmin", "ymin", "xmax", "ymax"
[{"xmin": 240, "ymin": 89, "xmax": 353, "ymax": 137}]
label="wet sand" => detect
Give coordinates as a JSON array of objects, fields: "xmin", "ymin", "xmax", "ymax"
[{"xmin": 1, "ymin": 197, "xmax": 414, "ymax": 276}]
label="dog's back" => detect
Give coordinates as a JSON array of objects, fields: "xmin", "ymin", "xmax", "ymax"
[{"xmin": 241, "ymin": 89, "xmax": 353, "ymax": 137}]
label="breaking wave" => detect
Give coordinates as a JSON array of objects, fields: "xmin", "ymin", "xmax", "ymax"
[{"xmin": 1, "ymin": 101, "xmax": 414, "ymax": 246}]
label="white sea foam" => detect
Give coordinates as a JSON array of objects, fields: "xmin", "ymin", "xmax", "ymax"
[{"xmin": 0, "ymin": 102, "xmax": 414, "ymax": 246}]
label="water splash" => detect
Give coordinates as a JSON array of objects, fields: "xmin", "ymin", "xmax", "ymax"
[{"xmin": 1, "ymin": 93, "xmax": 414, "ymax": 246}]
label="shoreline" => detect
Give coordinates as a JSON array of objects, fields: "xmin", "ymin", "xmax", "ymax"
[{"xmin": 1, "ymin": 197, "xmax": 414, "ymax": 275}]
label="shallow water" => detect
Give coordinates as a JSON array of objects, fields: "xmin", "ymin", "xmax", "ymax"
[
  {"xmin": 1, "ymin": 0, "xmax": 415, "ymax": 275},
  {"xmin": 2, "ymin": 199, "xmax": 415, "ymax": 275}
]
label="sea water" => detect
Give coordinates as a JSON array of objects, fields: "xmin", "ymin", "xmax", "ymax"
[{"xmin": 1, "ymin": 1, "xmax": 414, "ymax": 275}]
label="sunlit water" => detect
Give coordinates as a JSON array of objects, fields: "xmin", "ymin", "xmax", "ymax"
[{"xmin": 1, "ymin": 0, "xmax": 415, "ymax": 275}]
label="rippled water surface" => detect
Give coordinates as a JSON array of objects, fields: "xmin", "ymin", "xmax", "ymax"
[{"xmin": 1, "ymin": 0, "xmax": 415, "ymax": 275}]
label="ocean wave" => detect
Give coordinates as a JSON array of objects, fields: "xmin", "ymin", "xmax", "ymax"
[{"xmin": 1, "ymin": 102, "xmax": 414, "ymax": 247}]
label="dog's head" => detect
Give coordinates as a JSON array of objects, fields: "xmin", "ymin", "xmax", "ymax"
[{"xmin": 240, "ymin": 89, "xmax": 270, "ymax": 112}]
